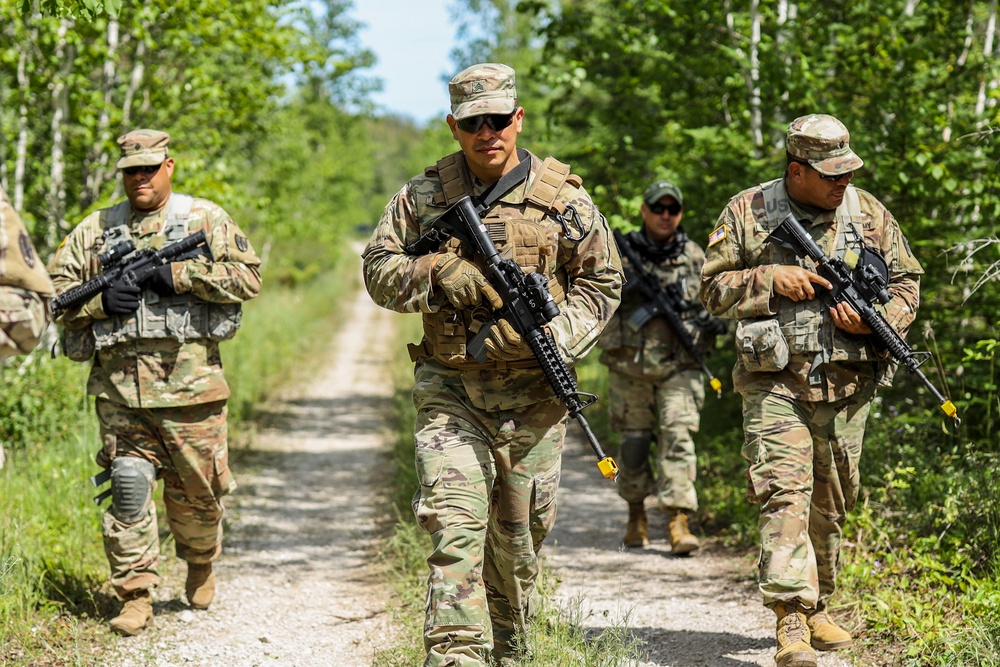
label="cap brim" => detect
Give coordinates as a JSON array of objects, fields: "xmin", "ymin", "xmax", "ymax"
[
  {"xmin": 811, "ymin": 151, "xmax": 864, "ymax": 176},
  {"xmin": 117, "ymin": 153, "xmax": 166, "ymax": 169},
  {"xmin": 452, "ymin": 98, "xmax": 517, "ymax": 121},
  {"xmin": 644, "ymin": 186, "xmax": 683, "ymax": 206}
]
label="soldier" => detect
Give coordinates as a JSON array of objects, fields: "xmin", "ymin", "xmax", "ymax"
[
  {"xmin": 1, "ymin": 184, "xmax": 55, "ymax": 468},
  {"xmin": 362, "ymin": 63, "xmax": 622, "ymax": 666},
  {"xmin": 597, "ymin": 180, "xmax": 726, "ymax": 554},
  {"xmin": 700, "ymin": 114, "xmax": 922, "ymax": 667},
  {"xmin": 48, "ymin": 129, "xmax": 261, "ymax": 636},
  {"xmin": 1, "ymin": 184, "xmax": 53, "ymax": 359}
]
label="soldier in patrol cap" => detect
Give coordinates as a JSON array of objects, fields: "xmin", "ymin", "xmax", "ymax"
[
  {"xmin": 700, "ymin": 114, "xmax": 923, "ymax": 667},
  {"xmin": 48, "ymin": 128, "xmax": 261, "ymax": 636},
  {"xmin": 363, "ymin": 63, "xmax": 622, "ymax": 666},
  {"xmin": 597, "ymin": 179, "xmax": 726, "ymax": 555}
]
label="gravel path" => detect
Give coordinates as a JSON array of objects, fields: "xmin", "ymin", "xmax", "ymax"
[
  {"xmin": 547, "ymin": 436, "xmax": 854, "ymax": 667},
  {"xmin": 111, "ymin": 280, "xmax": 398, "ymax": 667}
]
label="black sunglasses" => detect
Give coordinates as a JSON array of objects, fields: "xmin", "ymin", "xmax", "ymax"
[
  {"xmin": 456, "ymin": 111, "xmax": 517, "ymax": 134},
  {"xmin": 648, "ymin": 201, "xmax": 682, "ymax": 216},
  {"xmin": 122, "ymin": 164, "xmax": 162, "ymax": 176},
  {"xmin": 793, "ymin": 160, "xmax": 852, "ymax": 182}
]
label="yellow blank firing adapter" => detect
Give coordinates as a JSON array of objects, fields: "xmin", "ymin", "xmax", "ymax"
[
  {"xmin": 598, "ymin": 456, "xmax": 619, "ymax": 481},
  {"xmin": 942, "ymin": 399, "xmax": 959, "ymax": 425},
  {"xmin": 710, "ymin": 377, "xmax": 723, "ymax": 398}
]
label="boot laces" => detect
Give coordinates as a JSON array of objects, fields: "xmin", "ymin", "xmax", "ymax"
[{"xmin": 778, "ymin": 610, "xmax": 808, "ymax": 644}]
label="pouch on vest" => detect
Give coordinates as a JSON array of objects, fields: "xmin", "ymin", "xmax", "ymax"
[
  {"xmin": 59, "ymin": 326, "xmax": 96, "ymax": 361},
  {"xmin": 736, "ymin": 318, "xmax": 789, "ymax": 373}
]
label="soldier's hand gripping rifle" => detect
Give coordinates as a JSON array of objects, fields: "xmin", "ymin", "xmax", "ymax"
[
  {"xmin": 405, "ymin": 196, "xmax": 619, "ymax": 481},
  {"xmin": 613, "ymin": 229, "xmax": 724, "ymax": 398},
  {"xmin": 50, "ymin": 230, "xmax": 213, "ymax": 313},
  {"xmin": 766, "ymin": 212, "xmax": 959, "ymax": 426}
]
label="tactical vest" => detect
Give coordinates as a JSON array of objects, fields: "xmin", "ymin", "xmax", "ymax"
[
  {"xmin": 89, "ymin": 194, "xmax": 241, "ymax": 351},
  {"xmin": 747, "ymin": 179, "xmax": 877, "ymax": 373},
  {"xmin": 417, "ymin": 152, "xmax": 583, "ymax": 368}
]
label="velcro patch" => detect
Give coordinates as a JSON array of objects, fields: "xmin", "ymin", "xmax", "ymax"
[{"xmin": 708, "ymin": 225, "xmax": 727, "ymax": 247}]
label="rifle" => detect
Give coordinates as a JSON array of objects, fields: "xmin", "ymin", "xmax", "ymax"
[
  {"xmin": 405, "ymin": 195, "xmax": 619, "ymax": 481},
  {"xmin": 51, "ymin": 230, "xmax": 213, "ymax": 313},
  {"xmin": 613, "ymin": 229, "xmax": 724, "ymax": 398},
  {"xmin": 766, "ymin": 212, "xmax": 959, "ymax": 426}
]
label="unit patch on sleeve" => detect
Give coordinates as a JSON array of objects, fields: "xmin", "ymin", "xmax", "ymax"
[{"xmin": 707, "ymin": 225, "xmax": 727, "ymax": 248}]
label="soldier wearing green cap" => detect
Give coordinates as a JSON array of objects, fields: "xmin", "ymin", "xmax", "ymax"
[
  {"xmin": 700, "ymin": 114, "xmax": 923, "ymax": 667},
  {"xmin": 363, "ymin": 63, "xmax": 622, "ymax": 666},
  {"xmin": 597, "ymin": 179, "xmax": 726, "ymax": 555},
  {"xmin": 48, "ymin": 128, "xmax": 261, "ymax": 636}
]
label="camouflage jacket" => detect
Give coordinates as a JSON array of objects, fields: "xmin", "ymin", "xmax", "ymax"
[
  {"xmin": 1, "ymin": 186, "xmax": 54, "ymax": 359},
  {"xmin": 48, "ymin": 194, "xmax": 261, "ymax": 408},
  {"xmin": 362, "ymin": 149, "xmax": 622, "ymax": 412},
  {"xmin": 700, "ymin": 178, "xmax": 922, "ymax": 401},
  {"xmin": 598, "ymin": 228, "xmax": 711, "ymax": 380}
]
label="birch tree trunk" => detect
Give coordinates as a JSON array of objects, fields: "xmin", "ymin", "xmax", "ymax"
[
  {"xmin": 46, "ymin": 18, "xmax": 75, "ymax": 248},
  {"xmin": 976, "ymin": 0, "xmax": 998, "ymax": 119},
  {"xmin": 748, "ymin": 0, "xmax": 763, "ymax": 152},
  {"xmin": 14, "ymin": 47, "xmax": 30, "ymax": 213},
  {"xmin": 84, "ymin": 17, "xmax": 120, "ymax": 206}
]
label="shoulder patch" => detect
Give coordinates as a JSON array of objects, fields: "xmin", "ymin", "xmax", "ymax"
[
  {"xmin": 235, "ymin": 235, "xmax": 249, "ymax": 252},
  {"xmin": 708, "ymin": 225, "xmax": 727, "ymax": 247},
  {"xmin": 18, "ymin": 232, "xmax": 36, "ymax": 267}
]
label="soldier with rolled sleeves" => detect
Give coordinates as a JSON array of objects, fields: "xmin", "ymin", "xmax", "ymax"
[
  {"xmin": 48, "ymin": 129, "xmax": 261, "ymax": 636},
  {"xmin": 1, "ymin": 185, "xmax": 55, "ymax": 468},
  {"xmin": 597, "ymin": 180, "xmax": 726, "ymax": 554},
  {"xmin": 363, "ymin": 63, "xmax": 622, "ymax": 666},
  {"xmin": 700, "ymin": 114, "xmax": 922, "ymax": 667}
]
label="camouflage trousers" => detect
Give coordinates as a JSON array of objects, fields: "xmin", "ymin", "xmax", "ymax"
[
  {"xmin": 411, "ymin": 362, "xmax": 566, "ymax": 667},
  {"xmin": 608, "ymin": 369, "xmax": 704, "ymax": 511},
  {"xmin": 740, "ymin": 386, "xmax": 874, "ymax": 610},
  {"xmin": 95, "ymin": 398, "xmax": 236, "ymax": 598}
]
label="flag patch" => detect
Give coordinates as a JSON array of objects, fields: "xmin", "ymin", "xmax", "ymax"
[{"xmin": 708, "ymin": 225, "xmax": 727, "ymax": 247}]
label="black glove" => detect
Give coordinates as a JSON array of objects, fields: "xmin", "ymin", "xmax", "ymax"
[
  {"xmin": 145, "ymin": 263, "xmax": 176, "ymax": 296},
  {"xmin": 696, "ymin": 311, "xmax": 729, "ymax": 336},
  {"xmin": 101, "ymin": 280, "xmax": 142, "ymax": 315}
]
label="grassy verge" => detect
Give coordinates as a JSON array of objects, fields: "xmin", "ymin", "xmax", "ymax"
[
  {"xmin": 373, "ymin": 329, "xmax": 644, "ymax": 665},
  {"xmin": 0, "ymin": 254, "xmax": 356, "ymax": 666}
]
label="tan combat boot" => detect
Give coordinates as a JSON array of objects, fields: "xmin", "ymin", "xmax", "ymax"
[
  {"xmin": 186, "ymin": 562, "xmax": 216, "ymax": 610},
  {"xmin": 109, "ymin": 590, "xmax": 153, "ymax": 636},
  {"xmin": 623, "ymin": 501, "xmax": 649, "ymax": 547},
  {"xmin": 774, "ymin": 602, "xmax": 817, "ymax": 667},
  {"xmin": 667, "ymin": 509, "xmax": 700, "ymax": 555},
  {"xmin": 807, "ymin": 604, "xmax": 853, "ymax": 651}
]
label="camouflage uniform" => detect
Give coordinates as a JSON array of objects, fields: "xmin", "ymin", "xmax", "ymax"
[
  {"xmin": 48, "ymin": 131, "xmax": 260, "ymax": 598},
  {"xmin": 699, "ymin": 115, "xmax": 922, "ymax": 615},
  {"xmin": 363, "ymin": 63, "xmax": 622, "ymax": 667},
  {"xmin": 597, "ymin": 227, "xmax": 711, "ymax": 512},
  {"xmin": 0, "ymin": 185, "xmax": 53, "ymax": 359}
]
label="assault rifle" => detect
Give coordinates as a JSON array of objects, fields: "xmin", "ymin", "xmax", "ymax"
[
  {"xmin": 613, "ymin": 230, "xmax": 724, "ymax": 398},
  {"xmin": 766, "ymin": 212, "xmax": 959, "ymax": 426},
  {"xmin": 50, "ymin": 231, "xmax": 212, "ymax": 313},
  {"xmin": 404, "ymin": 196, "xmax": 619, "ymax": 481}
]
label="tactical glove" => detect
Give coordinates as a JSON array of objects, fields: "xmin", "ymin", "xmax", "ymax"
[
  {"xmin": 145, "ymin": 263, "xmax": 176, "ymax": 296},
  {"xmin": 696, "ymin": 311, "xmax": 728, "ymax": 336},
  {"xmin": 433, "ymin": 253, "xmax": 502, "ymax": 310},
  {"xmin": 483, "ymin": 318, "xmax": 532, "ymax": 361},
  {"xmin": 101, "ymin": 280, "xmax": 142, "ymax": 316}
]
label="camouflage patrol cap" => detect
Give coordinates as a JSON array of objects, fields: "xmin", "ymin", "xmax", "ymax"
[
  {"xmin": 786, "ymin": 114, "xmax": 863, "ymax": 176},
  {"xmin": 643, "ymin": 180, "xmax": 683, "ymax": 206},
  {"xmin": 116, "ymin": 129, "xmax": 170, "ymax": 169},
  {"xmin": 449, "ymin": 63, "xmax": 517, "ymax": 120}
]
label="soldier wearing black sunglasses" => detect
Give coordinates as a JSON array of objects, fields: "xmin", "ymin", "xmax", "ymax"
[
  {"xmin": 363, "ymin": 62, "xmax": 623, "ymax": 667},
  {"xmin": 598, "ymin": 179, "xmax": 726, "ymax": 557}
]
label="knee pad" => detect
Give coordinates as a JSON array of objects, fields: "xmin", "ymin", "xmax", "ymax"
[
  {"xmin": 619, "ymin": 430, "xmax": 654, "ymax": 469},
  {"xmin": 110, "ymin": 457, "xmax": 156, "ymax": 524}
]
